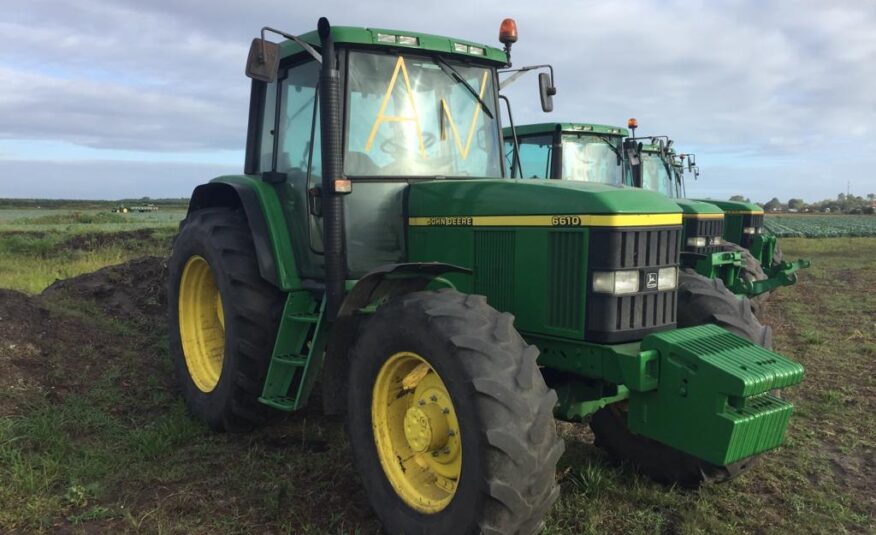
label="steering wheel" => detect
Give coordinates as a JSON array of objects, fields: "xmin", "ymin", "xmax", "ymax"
[{"xmin": 380, "ymin": 132, "xmax": 436, "ymax": 156}]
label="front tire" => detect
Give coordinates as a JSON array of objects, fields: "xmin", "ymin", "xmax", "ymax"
[
  {"xmin": 590, "ymin": 270, "xmax": 771, "ymax": 487},
  {"xmin": 347, "ymin": 290, "xmax": 563, "ymax": 535},
  {"xmin": 168, "ymin": 207, "xmax": 284, "ymax": 431}
]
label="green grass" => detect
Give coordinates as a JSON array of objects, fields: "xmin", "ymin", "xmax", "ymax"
[
  {"xmin": 0, "ymin": 208, "xmax": 183, "ymax": 293},
  {"xmin": 0, "ymin": 229, "xmax": 873, "ymax": 533}
]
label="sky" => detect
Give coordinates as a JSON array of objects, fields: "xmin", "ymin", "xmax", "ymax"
[{"xmin": 0, "ymin": 0, "xmax": 874, "ymax": 203}]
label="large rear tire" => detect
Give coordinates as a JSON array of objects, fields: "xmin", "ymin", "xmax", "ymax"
[
  {"xmin": 590, "ymin": 270, "xmax": 770, "ymax": 487},
  {"xmin": 168, "ymin": 207, "xmax": 284, "ymax": 431},
  {"xmin": 347, "ymin": 290, "xmax": 563, "ymax": 535}
]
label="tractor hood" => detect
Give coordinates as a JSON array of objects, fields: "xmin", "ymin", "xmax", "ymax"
[
  {"xmin": 694, "ymin": 199, "xmax": 763, "ymax": 215},
  {"xmin": 675, "ymin": 198, "xmax": 724, "ymax": 216},
  {"xmin": 408, "ymin": 179, "xmax": 682, "ymax": 219}
]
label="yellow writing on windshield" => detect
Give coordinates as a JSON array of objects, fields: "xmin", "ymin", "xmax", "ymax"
[
  {"xmin": 364, "ymin": 56, "xmax": 426, "ymax": 157},
  {"xmin": 440, "ymin": 71, "xmax": 489, "ymax": 160}
]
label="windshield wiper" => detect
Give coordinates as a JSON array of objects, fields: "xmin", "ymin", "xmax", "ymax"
[
  {"xmin": 434, "ymin": 57, "xmax": 494, "ymax": 119},
  {"xmin": 596, "ymin": 135, "xmax": 622, "ymax": 164}
]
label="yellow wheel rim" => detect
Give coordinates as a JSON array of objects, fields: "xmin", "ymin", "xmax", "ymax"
[
  {"xmin": 178, "ymin": 255, "xmax": 225, "ymax": 392},
  {"xmin": 372, "ymin": 352, "xmax": 462, "ymax": 514}
]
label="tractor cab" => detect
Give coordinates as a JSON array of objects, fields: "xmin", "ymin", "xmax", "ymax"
[{"xmin": 502, "ymin": 122, "xmax": 628, "ymax": 185}]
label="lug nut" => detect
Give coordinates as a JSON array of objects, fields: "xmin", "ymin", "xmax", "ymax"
[
  {"xmin": 430, "ymin": 395, "xmax": 438, "ymax": 402},
  {"xmin": 448, "ymin": 430, "xmax": 456, "ymax": 437}
]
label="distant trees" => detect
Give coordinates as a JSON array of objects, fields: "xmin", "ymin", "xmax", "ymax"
[
  {"xmin": 787, "ymin": 198, "xmax": 805, "ymax": 210},
  {"xmin": 730, "ymin": 195, "xmax": 750, "ymax": 202},
  {"xmin": 763, "ymin": 197, "xmax": 783, "ymax": 212},
  {"xmin": 749, "ymin": 193, "xmax": 876, "ymax": 214}
]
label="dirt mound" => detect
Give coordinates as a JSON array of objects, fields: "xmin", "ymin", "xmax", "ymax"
[
  {"xmin": 42, "ymin": 256, "xmax": 167, "ymax": 324},
  {"xmin": 57, "ymin": 228, "xmax": 162, "ymax": 252},
  {"xmin": 0, "ymin": 289, "xmax": 53, "ymax": 413}
]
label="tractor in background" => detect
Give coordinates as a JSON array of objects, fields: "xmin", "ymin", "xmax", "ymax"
[{"xmin": 503, "ymin": 121, "xmax": 809, "ymax": 314}]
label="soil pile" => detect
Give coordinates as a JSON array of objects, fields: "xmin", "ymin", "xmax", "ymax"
[{"xmin": 42, "ymin": 255, "xmax": 167, "ymax": 324}]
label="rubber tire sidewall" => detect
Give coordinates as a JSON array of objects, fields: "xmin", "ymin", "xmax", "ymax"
[
  {"xmin": 168, "ymin": 208, "xmax": 271, "ymax": 431},
  {"xmin": 347, "ymin": 302, "xmax": 488, "ymax": 534}
]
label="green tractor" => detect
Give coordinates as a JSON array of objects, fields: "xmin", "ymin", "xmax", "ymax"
[
  {"xmin": 622, "ymin": 124, "xmax": 810, "ymax": 311},
  {"xmin": 503, "ymin": 122, "xmax": 808, "ymax": 313},
  {"xmin": 169, "ymin": 18, "xmax": 803, "ymax": 534}
]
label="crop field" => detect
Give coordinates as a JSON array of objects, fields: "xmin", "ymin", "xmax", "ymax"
[
  {"xmin": 0, "ymin": 211, "xmax": 873, "ymax": 534},
  {"xmin": 765, "ymin": 214, "xmax": 876, "ymax": 237}
]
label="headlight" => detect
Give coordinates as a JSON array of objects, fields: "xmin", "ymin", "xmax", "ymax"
[
  {"xmin": 710, "ymin": 236, "xmax": 723, "ymax": 245},
  {"xmin": 658, "ymin": 267, "xmax": 677, "ymax": 290},
  {"xmin": 593, "ymin": 270, "xmax": 639, "ymax": 295},
  {"xmin": 757, "ymin": 227, "xmax": 766, "ymax": 234},
  {"xmin": 742, "ymin": 227, "xmax": 757, "ymax": 234},
  {"xmin": 686, "ymin": 237, "xmax": 707, "ymax": 248}
]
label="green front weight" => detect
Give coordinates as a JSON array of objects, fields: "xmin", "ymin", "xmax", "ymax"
[{"xmin": 627, "ymin": 325, "xmax": 804, "ymax": 466}]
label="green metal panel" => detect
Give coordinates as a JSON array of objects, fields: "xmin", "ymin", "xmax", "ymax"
[
  {"xmin": 279, "ymin": 26, "xmax": 507, "ymax": 65},
  {"xmin": 674, "ymin": 198, "xmax": 723, "ymax": 216},
  {"xmin": 407, "ymin": 179, "xmax": 683, "ymax": 216},
  {"xmin": 210, "ymin": 175, "xmax": 301, "ymax": 290},
  {"xmin": 629, "ymin": 324, "xmax": 804, "ymax": 465},
  {"xmin": 504, "ymin": 122, "xmax": 629, "ymax": 138}
]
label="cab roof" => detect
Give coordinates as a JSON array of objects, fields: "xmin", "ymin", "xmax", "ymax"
[
  {"xmin": 279, "ymin": 26, "xmax": 507, "ymax": 65},
  {"xmin": 504, "ymin": 122, "xmax": 629, "ymax": 138}
]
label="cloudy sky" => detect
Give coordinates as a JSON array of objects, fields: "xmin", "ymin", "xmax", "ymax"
[{"xmin": 0, "ymin": 0, "xmax": 873, "ymax": 202}]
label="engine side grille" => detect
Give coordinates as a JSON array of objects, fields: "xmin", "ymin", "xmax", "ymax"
[
  {"xmin": 587, "ymin": 226, "xmax": 681, "ymax": 343},
  {"xmin": 547, "ymin": 231, "xmax": 584, "ymax": 330},
  {"xmin": 473, "ymin": 231, "xmax": 515, "ymax": 311}
]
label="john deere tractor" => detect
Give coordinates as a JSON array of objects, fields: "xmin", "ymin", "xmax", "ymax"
[
  {"xmin": 503, "ymin": 122, "xmax": 808, "ymax": 314},
  {"xmin": 623, "ymin": 127, "xmax": 811, "ymax": 312},
  {"xmin": 169, "ymin": 18, "xmax": 803, "ymax": 534}
]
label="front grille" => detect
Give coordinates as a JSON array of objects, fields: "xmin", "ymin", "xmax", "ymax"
[
  {"xmin": 740, "ymin": 214, "xmax": 764, "ymax": 247},
  {"xmin": 684, "ymin": 217, "xmax": 724, "ymax": 254},
  {"xmin": 586, "ymin": 226, "xmax": 681, "ymax": 343}
]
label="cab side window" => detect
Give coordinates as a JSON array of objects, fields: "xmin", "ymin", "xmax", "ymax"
[{"xmin": 260, "ymin": 61, "xmax": 322, "ymax": 181}]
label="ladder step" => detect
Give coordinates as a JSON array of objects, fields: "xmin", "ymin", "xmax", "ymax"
[
  {"xmin": 257, "ymin": 396, "xmax": 297, "ymax": 410},
  {"xmin": 287, "ymin": 314, "xmax": 320, "ymax": 324},
  {"xmin": 273, "ymin": 354, "xmax": 308, "ymax": 367}
]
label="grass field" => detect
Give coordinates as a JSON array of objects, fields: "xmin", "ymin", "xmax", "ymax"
[
  {"xmin": 0, "ymin": 208, "xmax": 184, "ymax": 293},
  {"xmin": 0, "ymin": 213, "xmax": 873, "ymax": 533}
]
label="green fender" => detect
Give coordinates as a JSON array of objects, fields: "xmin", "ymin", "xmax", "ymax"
[{"xmin": 187, "ymin": 175, "xmax": 301, "ymax": 290}]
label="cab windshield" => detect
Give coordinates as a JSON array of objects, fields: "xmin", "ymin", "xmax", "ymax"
[
  {"xmin": 345, "ymin": 51, "xmax": 502, "ymax": 177},
  {"xmin": 640, "ymin": 152, "xmax": 676, "ymax": 197},
  {"xmin": 560, "ymin": 134, "xmax": 623, "ymax": 185}
]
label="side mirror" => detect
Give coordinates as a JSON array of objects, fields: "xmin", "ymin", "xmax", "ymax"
[
  {"xmin": 538, "ymin": 72, "xmax": 556, "ymax": 113},
  {"xmin": 246, "ymin": 38, "xmax": 280, "ymax": 82}
]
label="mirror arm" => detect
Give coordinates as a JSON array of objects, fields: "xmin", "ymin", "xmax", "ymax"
[
  {"xmin": 499, "ymin": 64, "xmax": 556, "ymax": 90},
  {"xmin": 261, "ymin": 26, "xmax": 323, "ymax": 64}
]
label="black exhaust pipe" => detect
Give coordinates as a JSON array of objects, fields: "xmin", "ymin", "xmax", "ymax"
[{"xmin": 317, "ymin": 17, "xmax": 347, "ymax": 320}]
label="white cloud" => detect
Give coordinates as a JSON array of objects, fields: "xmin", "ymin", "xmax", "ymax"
[{"xmin": 0, "ymin": 0, "xmax": 874, "ymax": 199}]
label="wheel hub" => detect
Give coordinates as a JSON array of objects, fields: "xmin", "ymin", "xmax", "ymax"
[
  {"xmin": 404, "ymin": 404, "xmax": 449, "ymax": 453},
  {"xmin": 371, "ymin": 351, "xmax": 462, "ymax": 513}
]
